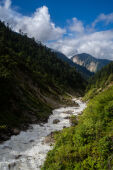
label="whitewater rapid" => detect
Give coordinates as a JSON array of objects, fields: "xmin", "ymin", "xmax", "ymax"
[{"xmin": 0, "ymin": 99, "xmax": 86, "ymax": 170}]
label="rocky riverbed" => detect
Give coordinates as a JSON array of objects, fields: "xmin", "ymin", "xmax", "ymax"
[{"xmin": 0, "ymin": 98, "xmax": 86, "ymax": 170}]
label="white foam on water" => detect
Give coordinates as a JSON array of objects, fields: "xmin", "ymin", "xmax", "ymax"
[{"xmin": 0, "ymin": 99, "xmax": 86, "ymax": 170}]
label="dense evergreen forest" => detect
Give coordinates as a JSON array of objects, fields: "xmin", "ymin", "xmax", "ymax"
[{"xmin": 0, "ymin": 21, "xmax": 86, "ymax": 141}]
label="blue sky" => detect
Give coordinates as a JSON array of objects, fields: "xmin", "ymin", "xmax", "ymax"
[
  {"xmin": 0, "ymin": 0, "xmax": 113, "ymax": 59},
  {"xmin": 11, "ymin": 0, "xmax": 113, "ymax": 29}
]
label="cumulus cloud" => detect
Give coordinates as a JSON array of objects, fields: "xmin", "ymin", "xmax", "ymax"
[
  {"xmin": 48, "ymin": 30, "xmax": 113, "ymax": 59},
  {"xmin": 0, "ymin": 0, "xmax": 113, "ymax": 60},
  {"xmin": 4, "ymin": 0, "xmax": 11, "ymax": 9},
  {"xmin": 47, "ymin": 13, "xmax": 113, "ymax": 60},
  {"xmin": 69, "ymin": 17, "xmax": 84, "ymax": 33},
  {"xmin": 0, "ymin": 0, "xmax": 65, "ymax": 42}
]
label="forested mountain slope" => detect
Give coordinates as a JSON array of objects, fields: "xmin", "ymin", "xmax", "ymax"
[
  {"xmin": 55, "ymin": 51, "xmax": 93, "ymax": 79},
  {"xmin": 0, "ymin": 21, "xmax": 86, "ymax": 141},
  {"xmin": 84, "ymin": 61, "xmax": 113, "ymax": 100}
]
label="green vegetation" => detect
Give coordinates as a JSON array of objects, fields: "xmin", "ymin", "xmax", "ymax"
[
  {"xmin": 42, "ymin": 86, "xmax": 113, "ymax": 170},
  {"xmin": 84, "ymin": 61, "xmax": 113, "ymax": 101},
  {"xmin": 0, "ymin": 21, "xmax": 86, "ymax": 138},
  {"xmin": 89, "ymin": 61, "xmax": 113, "ymax": 89},
  {"xmin": 1, "ymin": 20, "xmax": 113, "ymax": 169}
]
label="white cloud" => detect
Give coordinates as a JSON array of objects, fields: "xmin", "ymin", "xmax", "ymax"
[
  {"xmin": 48, "ymin": 30, "xmax": 113, "ymax": 59},
  {"xmin": 69, "ymin": 17, "xmax": 84, "ymax": 33},
  {"xmin": 92, "ymin": 13, "xmax": 113, "ymax": 27},
  {"xmin": 0, "ymin": 0, "xmax": 65, "ymax": 42},
  {"xmin": 4, "ymin": 0, "xmax": 11, "ymax": 9},
  {"xmin": 47, "ymin": 13, "xmax": 113, "ymax": 60},
  {"xmin": 0, "ymin": 0, "xmax": 113, "ymax": 60}
]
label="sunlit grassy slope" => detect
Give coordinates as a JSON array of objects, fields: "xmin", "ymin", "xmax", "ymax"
[{"xmin": 42, "ymin": 86, "xmax": 113, "ymax": 170}]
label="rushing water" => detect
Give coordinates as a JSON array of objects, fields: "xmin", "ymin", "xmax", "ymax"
[{"xmin": 0, "ymin": 99, "xmax": 86, "ymax": 170}]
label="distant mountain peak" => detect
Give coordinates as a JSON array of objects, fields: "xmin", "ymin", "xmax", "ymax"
[
  {"xmin": 55, "ymin": 51, "xmax": 93, "ymax": 79},
  {"xmin": 71, "ymin": 53, "xmax": 111, "ymax": 72}
]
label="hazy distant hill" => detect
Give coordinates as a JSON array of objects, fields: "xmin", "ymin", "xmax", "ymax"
[{"xmin": 71, "ymin": 53, "xmax": 111, "ymax": 72}]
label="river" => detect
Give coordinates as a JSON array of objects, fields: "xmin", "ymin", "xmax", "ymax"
[{"xmin": 0, "ymin": 98, "xmax": 86, "ymax": 170}]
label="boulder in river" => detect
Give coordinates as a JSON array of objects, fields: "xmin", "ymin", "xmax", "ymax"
[
  {"xmin": 64, "ymin": 116, "xmax": 70, "ymax": 119},
  {"xmin": 8, "ymin": 162, "xmax": 16, "ymax": 169},
  {"xmin": 13, "ymin": 128, "xmax": 20, "ymax": 135},
  {"xmin": 15, "ymin": 155, "xmax": 22, "ymax": 159},
  {"xmin": 44, "ymin": 132, "xmax": 55, "ymax": 144},
  {"xmin": 64, "ymin": 110, "xmax": 73, "ymax": 114},
  {"xmin": 3, "ymin": 146, "xmax": 12, "ymax": 149},
  {"xmin": 29, "ymin": 140, "xmax": 34, "ymax": 143},
  {"xmin": 53, "ymin": 119, "xmax": 60, "ymax": 124}
]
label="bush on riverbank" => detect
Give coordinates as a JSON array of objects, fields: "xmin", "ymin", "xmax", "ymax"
[{"xmin": 42, "ymin": 86, "xmax": 113, "ymax": 170}]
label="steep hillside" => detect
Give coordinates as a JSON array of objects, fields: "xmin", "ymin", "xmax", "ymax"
[
  {"xmin": 84, "ymin": 61, "xmax": 113, "ymax": 100},
  {"xmin": 71, "ymin": 53, "xmax": 111, "ymax": 72},
  {"xmin": 42, "ymin": 58, "xmax": 113, "ymax": 170},
  {"xmin": 0, "ymin": 21, "xmax": 86, "ymax": 141},
  {"xmin": 42, "ymin": 84, "xmax": 113, "ymax": 170},
  {"xmin": 55, "ymin": 51, "xmax": 93, "ymax": 79}
]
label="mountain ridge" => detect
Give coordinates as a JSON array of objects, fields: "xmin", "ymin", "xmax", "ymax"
[
  {"xmin": 71, "ymin": 53, "xmax": 111, "ymax": 72},
  {"xmin": 55, "ymin": 51, "xmax": 94, "ymax": 79}
]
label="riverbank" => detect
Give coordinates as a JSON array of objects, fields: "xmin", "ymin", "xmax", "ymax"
[
  {"xmin": 0, "ymin": 98, "xmax": 86, "ymax": 170},
  {"xmin": 0, "ymin": 95, "xmax": 79, "ymax": 144}
]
